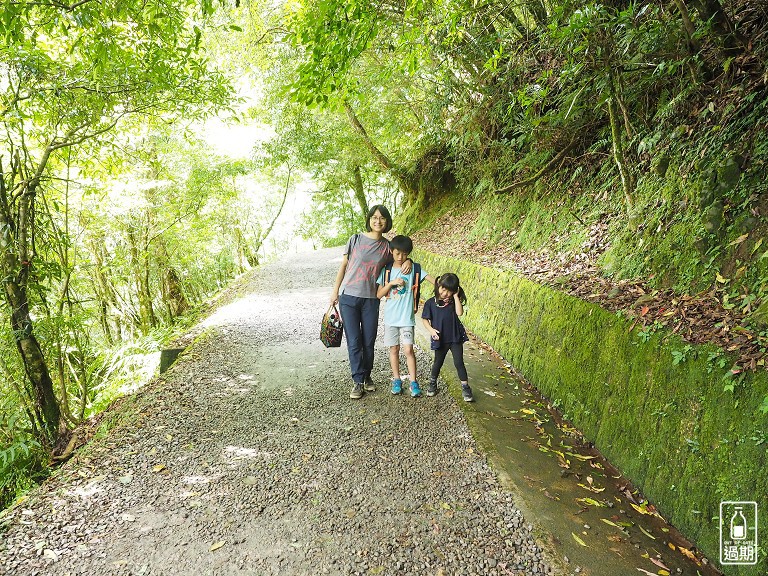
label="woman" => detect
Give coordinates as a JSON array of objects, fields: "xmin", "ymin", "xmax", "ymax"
[{"xmin": 330, "ymin": 205, "xmax": 411, "ymax": 399}]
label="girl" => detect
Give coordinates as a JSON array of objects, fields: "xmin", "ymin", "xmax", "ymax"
[
  {"xmin": 330, "ymin": 205, "xmax": 411, "ymax": 400},
  {"xmin": 421, "ymin": 273, "xmax": 473, "ymax": 402}
]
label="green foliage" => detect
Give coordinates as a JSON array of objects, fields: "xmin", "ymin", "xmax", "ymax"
[
  {"xmin": 0, "ymin": 407, "xmax": 46, "ymax": 509},
  {"xmin": 671, "ymin": 345, "xmax": 694, "ymax": 365},
  {"xmin": 284, "ymin": 0, "xmax": 381, "ymax": 105}
]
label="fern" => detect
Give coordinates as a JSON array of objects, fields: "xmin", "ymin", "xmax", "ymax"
[
  {"xmin": 568, "ymin": 165, "xmax": 584, "ymax": 185},
  {"xmin": 588, "ymin": 138, "xmax": 611, "ymax": 153},
  {"xmin": 653, "ymin": 83, "xmax": 699, "ymax": 124}
]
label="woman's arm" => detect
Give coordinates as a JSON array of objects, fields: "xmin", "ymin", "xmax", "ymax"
[
  {"xmin": 454, "ymin": 293, "xmax": 464, "ymax": 316},
  {"xmin": 330, "ymin": 255, "xmax": 348, "ymax": 305}
]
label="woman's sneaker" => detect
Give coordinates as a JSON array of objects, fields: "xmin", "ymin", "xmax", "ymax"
[
  {"xmin": 350, "ymin": 382, "xmax": 364, "ymax": 399},
  {"xmin": 410, "ymin": 381, "xmax": 421, "ymax": 397},
  {"xmin": 461, "ymin": 384, "xmax": 474, "ymax": 402},
  {"xmin": 391, "ymin": 379, "xmax": 403, "ymax": 395},
  {"xmin": 426, "ymin": 380, "xmax": 437, "ymax": 397}
]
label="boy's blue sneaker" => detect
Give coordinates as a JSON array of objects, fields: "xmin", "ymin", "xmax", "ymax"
[
  {"xmin": 391, "ymin": 379, "xmax": 403, "ymax": 395},
  {"xmin": 410, "ymin": 381, "xmax": 421, "ymax": 397}
]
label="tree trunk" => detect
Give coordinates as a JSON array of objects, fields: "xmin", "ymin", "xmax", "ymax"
[
  {"xmin": 607, "ymin": 72, "xmax": 635, "ymax": 215},
  {"xmin": 350, "ymin": 164, "xmax": 369, "ymax": 222},
  {"xmin": 236, "ymin": 226, "xmax": 260, "ymax": 268},
  {"xmin": 253, "ymin": 167, "xmax": 291, "ymax": 256},
  {"xmin": 156, "ymin": 237, "xmax": 190, "ymax": 320},
  {"xmin": 3, "ymin": 255, "xmax": 61, "ymax": 443},
  {"xmin": 163, "ymin": 267, "xmax": 189, "ymax": 319},
  {"xmin": 86, "ymin": 238, "xmax": 119, "ymax": 345},
  {"xmin": 671, "ymin": 0, "xmax": 700, "ymax": 53},
  {"xmin": 343, "ymin": 100, "xmax": 419, "ymax": 203},
  {"xmin": 127, "ymin": 222, "xmax": 156, "ymax": 334},
  {"xmin": 690, "ymin": 0, "xmax": 747, "ymax": 52},
  {"xmin": 0, "ymin": 159, "xmax": 62, "ymax": 444}
]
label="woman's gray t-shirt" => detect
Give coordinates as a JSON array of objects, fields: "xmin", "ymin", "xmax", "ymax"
[{"xmin": 341, "ymin": 234, "xmax": 392, "ymax": 299}]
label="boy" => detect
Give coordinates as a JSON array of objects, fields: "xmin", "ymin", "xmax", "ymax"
[{"xmin": 376, "ymin": 235, "xmax": 434, "ymax": 397}]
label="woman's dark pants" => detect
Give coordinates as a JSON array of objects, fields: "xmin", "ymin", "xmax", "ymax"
[{"xmin": 339, "ymin": 294, "xmax": 381, "ymax": 384}]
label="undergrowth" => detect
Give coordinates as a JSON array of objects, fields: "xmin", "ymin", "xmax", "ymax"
[{"xmin": 420, "ymin": 88, "xmax": 768, "ymax": 311}]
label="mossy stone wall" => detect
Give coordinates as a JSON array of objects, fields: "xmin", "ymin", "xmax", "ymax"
[{"xmin": 415, "ymin": 249, "xmax": 767, "ymax": 574}]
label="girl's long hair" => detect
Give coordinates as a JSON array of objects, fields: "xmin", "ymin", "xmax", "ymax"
[{"xmin": 435, "ymin": 273, "xmax": 467, "ymax": 305}]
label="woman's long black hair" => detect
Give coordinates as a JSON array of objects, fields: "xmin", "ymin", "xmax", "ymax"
[{"xmin": 435, "ymin": 273, "xmax": 467, "ymax": 305}]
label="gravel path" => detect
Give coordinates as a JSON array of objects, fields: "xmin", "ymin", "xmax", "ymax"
[{"xmin": 0, "ymin": 247, "xmax": 554, "ymax": 576}]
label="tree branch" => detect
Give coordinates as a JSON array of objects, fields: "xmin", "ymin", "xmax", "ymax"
[{"xmin": 494, "ymin": 137, "xmax": 578, "ymax": 194}]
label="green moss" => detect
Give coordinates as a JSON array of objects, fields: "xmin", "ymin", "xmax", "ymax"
[
  {"xmin": 414, "ymin": 248, "xmax": 768, "ymax": 573},
  {"xmin": 466, "ymin": 190, "xmax": 602, "ymax": 255}
]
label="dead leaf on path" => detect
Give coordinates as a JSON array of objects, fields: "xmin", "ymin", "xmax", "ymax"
[
  {"xmin": 631, "ymin": 502, "xmax": 660, "ymax": 516},
  {"xmin": 118, "ymin": 475, "xmax": 133, "ymax": 484},
  {"xmin": 152, "ymin": 464, "xmax": 166, "ymax": 473},
  {"xmin": 601, "ymin": 518, "xmax": 620, "ymax": 527},
  {"xmin": 568, "ymin": 453, "xmax": 597, "ymax": 461},
  {"xmin": 572, "ymin": 532, "xmax": 588, "ymax": 547},
  {"xmin": 576, "ymin": 497, "xmax": 605, "ymax": 508},
  {"xmin": 677, "ymin": 546, "xmax": 700, "ymax": 564},
  {"xmin": 636, "ymin": 568, "xmax": 656, "ymax": 576},
  {"xmin": 639, "ymin": 526, "xmax": 656, "ymax": 539},
  {"xmin": 210, "ymin": 541, "xmax": 225, "ymax": 552},
  {"xmin": 649, "ymin": 557, "xmax": 670, "ymax": 571}
]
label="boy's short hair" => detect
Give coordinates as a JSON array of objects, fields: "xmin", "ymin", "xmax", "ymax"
[{"xmin": 389, "ymin": 235, "xmax": 413, "ymax": 254}]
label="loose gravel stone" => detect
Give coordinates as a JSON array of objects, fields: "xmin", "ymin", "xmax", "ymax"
[{"xmin": 0, "ymin": 247, "xmax": 553, "ymax": 576}]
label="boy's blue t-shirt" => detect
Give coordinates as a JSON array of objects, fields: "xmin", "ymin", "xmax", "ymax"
[{"xmin": 376, "ymin": 264, "xmax": 428, "ymax": 327}]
